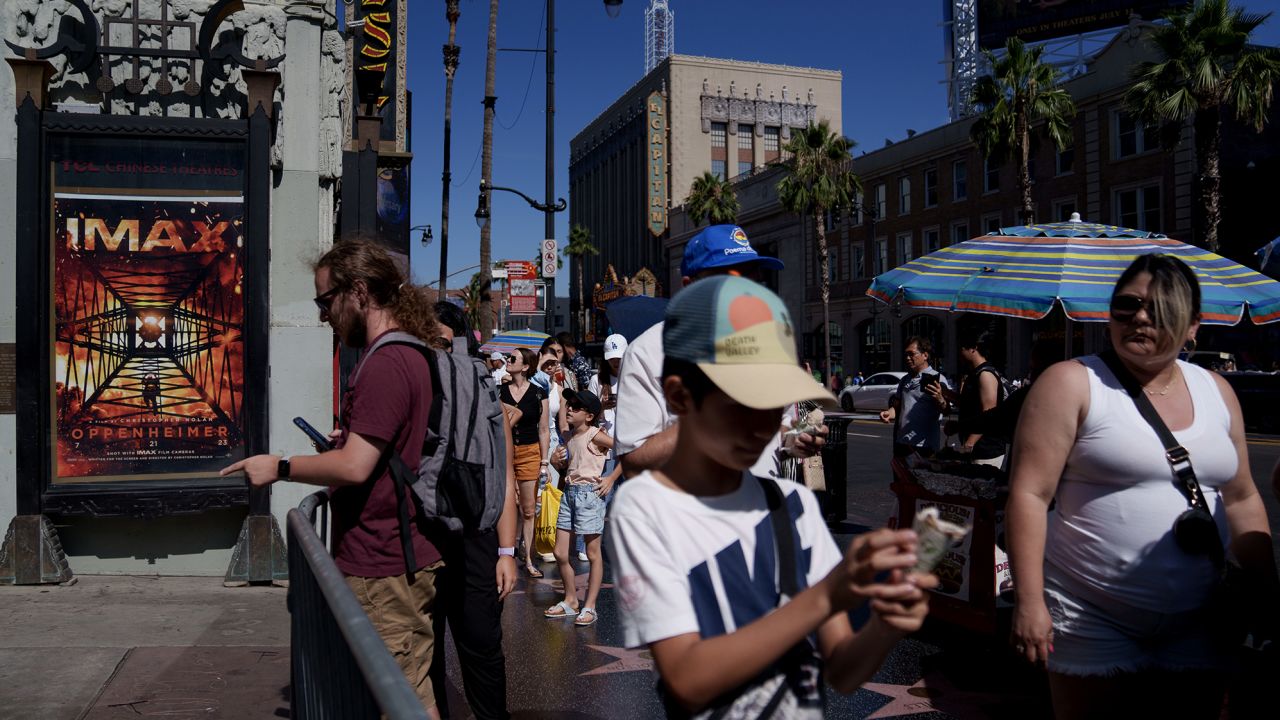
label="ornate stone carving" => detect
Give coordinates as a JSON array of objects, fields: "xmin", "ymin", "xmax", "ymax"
[{"xmin": 699, "ymin": 88, "xmax": 817, "ymax": 140}]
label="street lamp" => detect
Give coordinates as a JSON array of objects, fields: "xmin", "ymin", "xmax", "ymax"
[
  {"xmin": 603, "ymin": 0, "xmax": 624, "ymax": 18},
  {"xmin": 412, "ymin": 224, "xmax": 433, "ymax": 247},
  {"xmin": 474, "ymin": 178, "xmax": 566, "ymax": 231}
]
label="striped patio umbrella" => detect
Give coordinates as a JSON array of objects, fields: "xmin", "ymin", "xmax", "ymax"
[
  {"xmin": 479, "ymin": 329, "xmax": 550, "ymax": 355},
  {"xmin": 867, "ymin": 216, "xmax": 1280, "ymax": 326}
]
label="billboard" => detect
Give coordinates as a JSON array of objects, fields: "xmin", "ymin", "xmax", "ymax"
[
  {"xmin": 507, "ymin": 261, "xmax": 539, "ymax": 315},
  {"xmin": 49, "ymin": 139, "xmax": 248, "ymax": 484},
  {"xmin": 978, "ymin": 1, "xmax": 1188, "ymax": 49}
]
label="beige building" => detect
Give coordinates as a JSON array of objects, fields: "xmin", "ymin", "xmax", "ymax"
[{"xmin": 568, "ymin": 54, "xmax": 841, "ymax": 339}]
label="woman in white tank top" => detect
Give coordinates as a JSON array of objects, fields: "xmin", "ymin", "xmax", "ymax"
[{"xmin": 1006, "ymin": 255, "xmax": 1276, "ymax": 719}]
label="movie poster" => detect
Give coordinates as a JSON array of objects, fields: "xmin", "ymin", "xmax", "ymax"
[{"xmin": 51, "ymin": 192, "xmax": 247, "ymax": 482}]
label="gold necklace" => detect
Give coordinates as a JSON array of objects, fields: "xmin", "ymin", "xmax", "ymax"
[{"xmin": 1143, "ymin": 368, "xmax": 1179, "ymax": 396}]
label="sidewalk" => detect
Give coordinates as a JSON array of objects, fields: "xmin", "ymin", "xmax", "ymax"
[{"xmin": 0, "ymin": 576, "xmax": 290, "ymax": 719}]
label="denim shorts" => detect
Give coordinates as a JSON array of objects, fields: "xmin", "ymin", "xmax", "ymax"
[
  {"xmin": 1043, "ymin": 571, "xmax": 1229, "ymax": 677},
  {"xmin": 556, "ymin": 483, "xmax": 605, "ymax": 535}
]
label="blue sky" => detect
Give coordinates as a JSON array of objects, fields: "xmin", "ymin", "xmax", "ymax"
[{"xmin": 403, "ymin": 0, "xmax": 1280, "ymax": 291}]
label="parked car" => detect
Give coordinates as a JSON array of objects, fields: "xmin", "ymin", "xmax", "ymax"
[
  {"xmin": 1179, "ymin": 350, "xmax": 1236, "ymax": 370},
  {"xmin": 838, "ymin": 371, "xmax": 907, "ymax": 411}
]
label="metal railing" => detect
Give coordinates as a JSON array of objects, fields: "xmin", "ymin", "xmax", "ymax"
[{"xmin": 287, "ymin": 491, "xmax": 429, "ymax": 720}]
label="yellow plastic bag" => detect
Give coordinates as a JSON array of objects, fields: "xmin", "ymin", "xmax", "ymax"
[{"xmin": 534, "ymin": 483, "xmax": 563, "ymax": 557}]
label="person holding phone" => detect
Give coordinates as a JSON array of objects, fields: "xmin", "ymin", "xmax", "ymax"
[{"xmin": 879, "ymin": 337, "xmax": 951, "ymax": 457}]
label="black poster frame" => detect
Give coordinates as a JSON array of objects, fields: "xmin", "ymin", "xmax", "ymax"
[{"xmin": 14, "ymin": 106, "xmax": 271, "ymax": 517}]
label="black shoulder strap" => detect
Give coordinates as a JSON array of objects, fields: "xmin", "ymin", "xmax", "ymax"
[
  {"xmin": 758, "ymin": 476, "xmax": 799, "ymax": 599},
  {"xmin": 1098, "ymin": 351, "xmax": 1209, "ymax": 514},
  {"xmin": 382, "ymin": 426, "xmax": 418, "ymax": 582}
]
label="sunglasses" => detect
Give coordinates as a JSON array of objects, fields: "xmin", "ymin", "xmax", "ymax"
[
  {"xmin": 505, "ymin": 355, "xmax": 518, "ymax": 363},
  {"xmin": 566, "ymin": 402, "xmax": 587, "ymax": 412},
  {"xmin": 1109, "ymin": 294, "xmax": 1151, "ymax": 321},
  {"xmin": 313, "ymin": 286, "xmax": 344, "ymax": 313},
  {"xmin": 428, "ymin": 336, "xmax": 453, "ymax": 351}
]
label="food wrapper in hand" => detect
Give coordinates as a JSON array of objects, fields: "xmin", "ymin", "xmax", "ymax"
[
  {"xmin": 911, "ymin": 506, "xmax": 971, "ymax": 574},
  {"xmin": 790, "ymin": 409, "xmax": 826, "ymax": 436}
]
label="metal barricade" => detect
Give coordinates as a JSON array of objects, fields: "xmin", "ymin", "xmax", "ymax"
[{"xmin": 287, "ymin": 491, "xmax": 429, "ymax": 720}]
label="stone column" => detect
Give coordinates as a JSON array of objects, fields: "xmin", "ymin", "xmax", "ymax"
[
  {"xmin": 266, "ymin": 0, "xmax": 337, "ymax": 533},
  {"xmin": 0, "ymin": 30, "xmax": 18, "ymax": 537}
]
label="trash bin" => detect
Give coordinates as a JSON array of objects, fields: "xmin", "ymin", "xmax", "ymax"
[{"xmin": 820, "ymin": 414, "xmax": 851, "ymax": 522}]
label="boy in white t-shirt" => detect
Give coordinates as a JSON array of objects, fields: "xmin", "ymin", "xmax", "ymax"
[{"xmin": 606, "ymin": 276, "xmax": 935, "ymax": 719}]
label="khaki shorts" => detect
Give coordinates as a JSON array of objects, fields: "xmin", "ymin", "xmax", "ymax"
[
  {"xmin": 512, "ymin": 442, "xmax": 542, "ymax": 484},
  {"xmin": 345, "ymin": 561, "xmax": 444, "ymax": 709}
]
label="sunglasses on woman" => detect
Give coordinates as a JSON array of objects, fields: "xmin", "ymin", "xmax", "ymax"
[
  {"xmin": 1109, "ymin": 294, "xmax": 1152, "ymax": 321},
  {"xmin": 505, "ymin": 355, "xmax": 518, "ymax": 363}
]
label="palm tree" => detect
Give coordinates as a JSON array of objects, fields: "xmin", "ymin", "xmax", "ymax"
[
  {"xmin": 564, "ymin": 224, "xmax": 599, "ymax": 338},
  {"xmin": 438, "ymin": 0, "xmax": 461, "ymax": 292},
  {"xmin": 477, "ymin": 0, "xmax": 499, "ymax": 339},
  {"xmin": 969, "ymin": 37, "xmax": 1076, "ymax": 225},
  {"xmin": 685, "ymin": 171, "xmax": 740, "ymax": 226},
  {"xmin": 775, "ymin": 120, "xmax": 860, "ymax": 387},
  {"xmin": 460, "ymin": 272, "xmax": 488, "ymax": 332},
  {"xmin": 1126, "ymin": 0, "xmax": 1280, "ymax": 252}
]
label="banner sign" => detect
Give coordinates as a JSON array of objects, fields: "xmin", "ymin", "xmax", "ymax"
[
  {"xmin": 507, "ymin": 260, "xmax": 539, "ymax": 315},
  {"xmin": 351, "ymin": 0, "xmax": 406, "ymax": 147},
  {"xmin": 647, "ymin": 91, "xmax": 668, "ymax": 237},
  {"xmin": 978, "ymin": 0, "xmax": 1188, "ymax": 49},
  {"xmin": 913, "ymin": 499, "xmax": 975, "ymax": 602},
  {"xmin": 49, "ymin": 137, "xmax": 248, "ymax": 484}
]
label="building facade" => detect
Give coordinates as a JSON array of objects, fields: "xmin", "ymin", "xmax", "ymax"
[
  {"xmin": 0, "ymin": 0, "xmax": 348, "ymax": 579},
  {"xmin": 668, "ymin": 24, "xmax": 1280, "ymax": 381},
  {"xmin": 568, "ymin": 54, "xmax": 841, "ymax": 340}
]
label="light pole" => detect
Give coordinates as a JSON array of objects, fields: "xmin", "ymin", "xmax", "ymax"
[
  {"xmin": 440, "ymin": 0, "xmax": 461, "ymax": 294},
  {"xmin": 474, "ymin": 179, "xmax": 566, "ymax": 331},
  {"xmin": 493, "ymin": 0, "xmax": 624, "ymax": 333}
]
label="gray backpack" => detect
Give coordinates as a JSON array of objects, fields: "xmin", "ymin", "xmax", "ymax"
[{"xmin": 354, "ymin": 332, "xmax": 507, "ymax": 572}]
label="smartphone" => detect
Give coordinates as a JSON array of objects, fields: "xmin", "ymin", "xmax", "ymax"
[
  {"xmin": 293, "ymin": 416, "xmax": 333, "ymax": 451},
  {"xmin": 922, "ymin": 373, "xmax": 939, "ymax": 388}
]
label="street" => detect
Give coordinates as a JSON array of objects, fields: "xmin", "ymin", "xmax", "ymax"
[{"xmin": 4, "ymin": 419, "xmax": 1278, "ymax": 719}]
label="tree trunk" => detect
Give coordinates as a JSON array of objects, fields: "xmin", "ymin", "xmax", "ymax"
[
  {"xmin": 1194, "ymin": 107, "xmax": 1222, "ymax": 252},
  {"xmin": 478, "ymin": 0, "xmax": 499, "ymax": 339},
  {"xmin": 440, "ymin": 0, "xmax": 460, "ymax": 295},
  {"xmin": 576, "ymin": 258, "xmax": 585, "ymax": 340},
  {"xmin": 1016, "ymin": 100, "xmax": 1033, "ymax": 225},
  {"xmin": 816, "ymin": 209, "xmax": 832, "ymax": 390}
]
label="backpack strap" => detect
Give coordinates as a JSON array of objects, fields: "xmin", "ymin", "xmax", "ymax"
[{"xmin": 757, "ymin": 476, "xmax": 799, "ymax": 598}]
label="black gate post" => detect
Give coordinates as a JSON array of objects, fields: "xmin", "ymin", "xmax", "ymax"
[
  {"xmin": 224, "ymin": 70, "xmax": 288, "ymax": 586},
  {"xmin": 0, "ymin": 59, "xmax": 73, "ymax": 586}
]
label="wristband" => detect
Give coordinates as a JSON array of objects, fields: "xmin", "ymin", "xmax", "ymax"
[{"xmin": 497, "ymin": 547, "xmax": 515, "ymax": 557}]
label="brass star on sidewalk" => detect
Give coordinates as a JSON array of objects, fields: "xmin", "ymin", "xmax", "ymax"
[
  {"xmin": 580, "ymin": 644, "xmax": 654, "ymax": 676},
  {"xmin": 861, "ymin": 671, "xmax": 1009, "ymax": 719}
]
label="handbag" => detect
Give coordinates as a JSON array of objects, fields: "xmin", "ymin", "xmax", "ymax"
[{"xmin": 533, "ymin": 482, "xmax": 563, "ymax": 557}]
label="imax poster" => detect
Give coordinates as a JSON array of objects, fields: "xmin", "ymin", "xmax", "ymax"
[{"xmin": 52, "ymin": 192, "xmax": 247, "ymax": 482}]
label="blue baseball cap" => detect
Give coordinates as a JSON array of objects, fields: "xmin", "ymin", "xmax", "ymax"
[{"xmin": 680, "ymin": 225, "xmax": 785, "ymax": 277}]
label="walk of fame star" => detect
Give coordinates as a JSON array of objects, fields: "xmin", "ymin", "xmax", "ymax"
[
  {"xmin": 861, "ymin": 671, "xmax": 1008, "ymax": 719},
  {"xmin": 513, "ymin": 573, "xmax": 613, "ymax": 600},
  {"xmin": 580, "ymin": 644, "xmax": 654, "ymax": 676}
]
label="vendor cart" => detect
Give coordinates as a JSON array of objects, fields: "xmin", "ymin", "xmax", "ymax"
[{"xmin": 889, "ymin": 457, "xmax": 1012, "ymax": 634}]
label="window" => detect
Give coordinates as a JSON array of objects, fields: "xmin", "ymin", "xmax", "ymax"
[
  {"xmin": 897, "ymin": 232, "xmax": 913, "ymax": 264},
  {"xmin": 1115, "ymin": 112, "xmax": 1158, "ymax": 158},
  {"xmin": 898, "ymin": 177, "xmax": 911, "ymax": 215},
  {"xmin": 1027, "ymin": 156, "xmax": 1038, "ymax": 183},
  {"xmin": 924, "ymin": 168, "xmax": 938, "ymax": 207},
  {"xmin": 851, "ymin": 243, "xmax": 865, "ymax": 278},
  {"xmin": 983, "ymin": 212, "xmax": 1002, "ymax": 235},
  {"xmin": 875, "ymin": 183, "xmax": 886, "ymax": 220},
  {"xmin": 710, "ymin": 122, "xmax": 727, "ymax": 148},
  {"xmin": 953, "ymin": 160, "xmax": 968, "ymax": 200},
  {"xmin": 1115, "ymin": 184, "xmax": 1160, "ymax": 231},
  {"xmin": 874, "ymin": 237, "xmax": 887, "ymax": 275},
  {"xmin": 1057, "ymin": 145, "xmax": 1074, "ymax": 175},
  {"xmin": 738, "ymin": 125, "xmax": 754, "ymax": 150},
  {"xmin": 923, "ymin": 227, "xmax": 941, "ymax": 254},
  {"xmin": 1052, "ymin": 197, "xmax": 1077, "ymax": 222},
  {"xmin": 984, "ymin": 157, "xmax": 1000, "ymax": 193},
  {"xmin": 951, "ymin": 221, "xmax": 969, "ymax": 246},
  {"xmin": 737, "ymin": 160, "xmax": 752, "ymax": 177},
  {"xmin": 852, "ymin": 192, "xmax": 864, "ymax": 225},
  {"xmin": 711, "ymin": 159, "xmax": 726, "ymax": 180},
  {"xmin": 763, "ymin": 126, "xmax": 780, "ymax": 152}
]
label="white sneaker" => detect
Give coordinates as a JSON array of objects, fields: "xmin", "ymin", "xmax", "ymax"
[
  {"xmin": 540, "ymin": 552, "xmax": 556, "ymax": 563},
  {"xmin": 577, "ymin": 551, "xmax": 589, "ymax": 562}
]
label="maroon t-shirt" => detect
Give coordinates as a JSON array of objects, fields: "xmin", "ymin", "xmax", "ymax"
[{"xmin": 331, "ymin": 332, "xmax": 441, "ymax": 578}]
